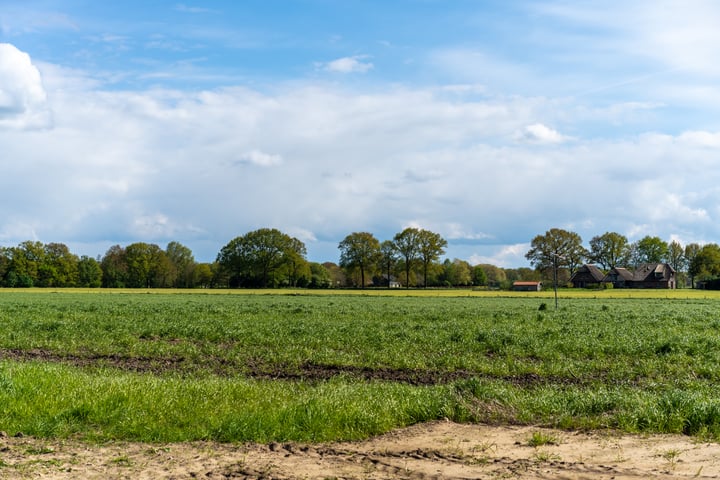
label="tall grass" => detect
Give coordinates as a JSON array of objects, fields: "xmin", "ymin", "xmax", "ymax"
[{"xmin": 0, "ymin": 362, "xmax": 454, "ymax": 442}]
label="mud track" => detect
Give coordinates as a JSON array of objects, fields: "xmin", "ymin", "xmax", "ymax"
[{"xmin": 0, "ymin": 347, "xmax": 621, "ymax": 387}]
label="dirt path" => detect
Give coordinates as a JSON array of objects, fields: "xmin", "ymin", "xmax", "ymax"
[{"xmin": 2, "ymin": 421, "xmax": 720, "ymax": 479}]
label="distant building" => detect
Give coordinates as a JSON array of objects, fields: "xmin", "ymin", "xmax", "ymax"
[
  {"xmin": 571, "ymin": 263, "xmax": 677, "ymax": 289},
  {"xmin": 512, "ymin": 281, "xmax": 542, "ymax": 291},
  {"xmin": 569, "ymin": 264, "xmax": 605, "ymax": 288},
  {"xmin": 602, "ymin": 267, "xmax": 634, "ymax": 288},
  {"xmin": 628, "ymin": 263, "xmax": 676, "ymax": 289}
]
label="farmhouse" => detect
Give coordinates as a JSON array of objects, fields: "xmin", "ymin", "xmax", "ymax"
[
  {"xmin": 572, "ymin": 263, "xmax": 676, "ymax": 289},
  {"xmin": 568, "ymin": 264, "xmax": 604, "ymax": 288},
  {"xmin": 512, "ymin": 281, "xmax": 542, "ymax": 291},
  {"xmin": 626, "ymin": 263, "xmax": 676, "ymax": 289},
  {"xmin": 601, "ymin": 267, "xmax": 634, "ymax": 288}
]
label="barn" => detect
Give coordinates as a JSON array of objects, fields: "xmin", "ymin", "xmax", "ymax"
[
  {"xmin": 569, "ymin": 264, "xmax": 605, "ymax": 288},
  {"xmin": 512, "ymin": 281, "xmax": 542, "ymax": 291}
]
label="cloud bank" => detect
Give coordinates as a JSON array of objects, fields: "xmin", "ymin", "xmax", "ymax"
[
  {"xmin": 0, "ymin": 43, "xmax": 51, "ymax": 129},
  {"xmin": 3, "ymin": 0, "xmax": 720, "ymax": 268}
]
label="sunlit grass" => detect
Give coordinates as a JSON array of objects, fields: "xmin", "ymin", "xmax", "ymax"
[{"xmin": 1, "ymin": 290, "xmax": 720, "ymax": 442}]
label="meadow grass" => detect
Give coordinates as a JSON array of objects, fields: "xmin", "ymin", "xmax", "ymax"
[{"xmin": 1, "ymin": 289, "xmax": 720, "ymax": 442}]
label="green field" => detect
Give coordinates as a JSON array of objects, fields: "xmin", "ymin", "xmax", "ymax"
[{"xmin": 1, "ymin": 289, "xmax": 720, "ymax": 443}]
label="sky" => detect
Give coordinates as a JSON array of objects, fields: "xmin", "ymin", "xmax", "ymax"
[{"xmin": 1, "ymin": 1, "xmax": 720, "ymax": 267}]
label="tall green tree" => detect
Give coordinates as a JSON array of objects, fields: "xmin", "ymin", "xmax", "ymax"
[
  {"xmin": 166, "ymin": 241, "xmax": 196, "ymax": 288},
  {"xmin": 633, "ymin": 236, "xmax": 669, "ymax": 264},
  {"xmin": 525, "ymin": 228, "xmax": 586, "ymax": 279},
  {"xmin": 39, "ymin": 243, "xmax": 79, "ymax": 287},
  {"xmin": 471, "ymin": 265, "xmax": 487, "ymax": 286},
  {"xmin": 8, "ymin": 241, "xmax": 45, "ymax": 287},
  {"xmin": 283, "ymin": 237, "xmax": 310, "ymax": 287},
  {"xmin": 689, "ymin": 243, "xmax": 720, "ymax": 283},
  {"xmin": 477, "ymin": 264, "xmax": 506, "ymax": 288},
  {"xmin": 217, "ymin": 228, "xmax": 305, "ymax": 288},
  {"xmin": 378, "ymin": 240, "xmax": 398, "ymax": 288},
  {"xmin": 338, "ymin": 232, "xmax": 381, "ymax": 288},
  {"xmin": 684, "ymin": 243, "xmax": 702, "ymax": 288},
  {"xmin": 101, "ymin": 245, "xmax": 128, "ymax": 287},
  {"xmin": 417, "ymin": 229, "xmax": 447, "ymax": 287},
  {"xmin": 588, "ymin": 232, "xmax": 630, "ymax": 269},
  {"xmin": 441, "ymin": 259, "xmax": 472, "ymax": 286},
  {"xmin": 77, "ymin": 255, "xmax": 103, "ymax": 287},
  {"xmin": 667, "ymin": 240, "xmax": 685, "ymax": 273},
  {"xmin": 125, "ymin": 242, "xmax": 169, "ymax": 288},
  {"xmin": 308, "ymin": 262, "xmax": 331, "ymax": 288},
  {"xmin": 192, "ymin": 263, "xmax": 214, "ymax": 288},
  {"xmin": 0, "ymin": 247, "xmax": 9, "ymax": 286},
  {"xmin": 393, "ymin": 227, "xmax": 421, "ymax": 288}
]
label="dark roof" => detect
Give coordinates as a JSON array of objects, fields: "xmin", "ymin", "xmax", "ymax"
[
  {"xmin": 573, "ymin": 264, "xmax": 605, "ymax": 282},
  {"xmin": 632, "ymin": 263, "xmax": 675, "ymax": 282},
  {"xmin": 602, "ymin": 267, "xmax": 634, "ymax": 282}
]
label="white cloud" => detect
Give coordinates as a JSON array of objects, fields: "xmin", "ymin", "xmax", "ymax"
[
  {"xmin": 322, "ymin": 55, "xmax": 374, "ymax": 74},
  {"xmin": 4, "ymin": 39, "xmax": 720, "ymax": 265},
  {"xmin": 678, "ymin": 130, "xmax": 720, "ymax": 148},
  {"xmin": 469, "ymin": 244, "xmax": 529, "ymax": 268},
  {"xmin": 0, "ymin": 43, "xmax": 51, "ymax": 129},
  {"xmin": 236, "ymin": 150, "xmax": 283, "ymax": 167},
  {"xmin": 445, "ymin": 223, "xmax": 493, "ymax": 241},
  {"xmin": 517, "ymin": 123, "xmax": 568, "ymax": 144}
]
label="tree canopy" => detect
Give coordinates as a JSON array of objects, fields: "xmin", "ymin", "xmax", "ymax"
[
  {"xmin": 338, "ymin": 232, "xmax": 380, "ymax": 288},
  {"xmin": 217, "ymin": 228, "xmax": 308, "ymax": 288},
  {"xmin": 525, "ymin": 228, "xmax": 586, "ymax": 276}
]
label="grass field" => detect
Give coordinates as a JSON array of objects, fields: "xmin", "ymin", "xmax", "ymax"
[{"xmin": 1, "ymin": 288, "xmax": 720, "ymax": 443}]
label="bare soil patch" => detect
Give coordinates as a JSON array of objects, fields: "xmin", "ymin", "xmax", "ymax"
[{"xmin": 2, "ymin": 421, "xmax": 720, "ymax": 479}]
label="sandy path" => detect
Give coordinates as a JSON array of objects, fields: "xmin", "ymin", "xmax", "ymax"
[{"xmin": 2, "ymin": 421, "xmax": 720, "ymax": 479}]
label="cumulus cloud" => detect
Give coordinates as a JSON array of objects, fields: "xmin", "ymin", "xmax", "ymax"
[
  {"xmin": 0, "ymin": 43, "xmax": 51, "ymax": 129},
  {"xmin": 677, "ymin": 130, "xmax": 720, "ymax": 148},
  {"xmin": 445, "ymin": 223, "xmax": 493, "ymax": 241},
  {"xmin": 469, "ymin": 244, "xmax": 530, "ymax": 268},
  {"xmin": 517, "ymin": 123, "xmax": 567, "ymax": 144},
  {"xmin": 322, "ymin": 55, "xmax": 374, "ymax": 73},
  {"xmin": 2, "ymin": 58, "xmax": 720, "ymax": 265}
]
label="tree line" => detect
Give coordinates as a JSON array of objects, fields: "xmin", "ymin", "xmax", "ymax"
[
  {"xmin": 526, "ymin": 228, "xmax": 719, "ymax": 287},
  {"xmin": 0, "ymin": 227, "xmax": 539, "ymax": 289},
  {"xmin": 14, "ymin": 226, "xmax": 714, "ymax": 290}
]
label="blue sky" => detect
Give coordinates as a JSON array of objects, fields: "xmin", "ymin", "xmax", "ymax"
[{"xmin": 1, "ymin": 1, "xmax": 720, "ymax": 267}]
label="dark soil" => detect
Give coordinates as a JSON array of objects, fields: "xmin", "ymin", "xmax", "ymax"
[{"xmin": 0, "ymin": 347, "xmax": 614, "ymax": 387}]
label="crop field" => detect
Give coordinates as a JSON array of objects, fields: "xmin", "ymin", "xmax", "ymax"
[{"xmin": 1, "ymin": 289, "xmax": 720, "ymax": 444}]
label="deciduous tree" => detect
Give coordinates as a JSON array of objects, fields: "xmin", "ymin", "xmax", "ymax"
[
  {"xmin": 338, "ymin": 232, "xmax": 380, "ymax": 288},
  {"xmin": 217, "ymin": 228, "xmax": 305, "ymax": 288},
  {"xmin": 689, "ymin": 243, "xmax": 720, "ymax": 284},
  {"xmin": 378, "ymin": 240, "xmax": 398, "ymax": 288},
  {"xmin": 471, "ymin": 265, "xmax": 487, "ymax": 286},
  {"xmin": 525, "ymin": 228, "xmax": 586, "ymax": 278},
  {"xmin": 417, "ymin": 229, "xmax": 447, "ymax": 288},
  {"xmin": 166, "ymin": 241, "xmax": 195, "ymax": 288},
  {"xmin": 684, "ymin": 243, "xmax": 701, "ymax": 288},
  {"xmin": 393, "ymin": 228, "xmax": 421, "ymax": 288},
  {"xmin": 78, "ymin": 255, "xmax": 103, "ymax": 287},
  {"xmin": 633, "ymin": 236, "xmax": 669, "ymax": 264},
  {"xmin": 667, "ymin": 240, "xmax": 685, "ymax": 273},
  {"xmin": 588, "ymin": 232, "xmax": 630, "ymax": 269},
  {"xmin": 101, "ymin": 245, "xmax": 128, "ymax": 288}
]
